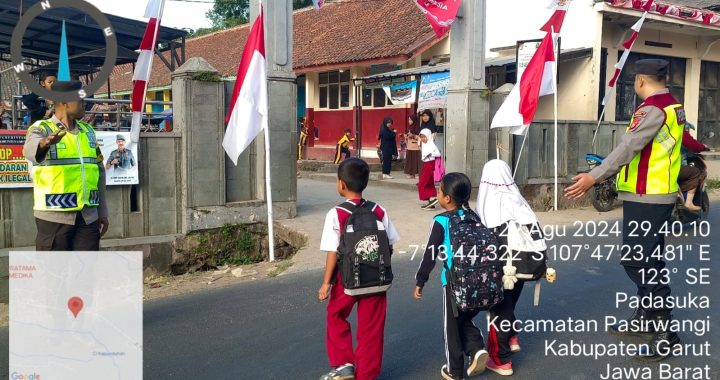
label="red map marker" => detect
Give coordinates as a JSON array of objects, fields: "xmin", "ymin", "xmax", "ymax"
[{"xmin": 68, "ymin": 297, "xmax": 84, "ymax": 318}]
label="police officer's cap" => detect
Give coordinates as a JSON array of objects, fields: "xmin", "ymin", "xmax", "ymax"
[
  {"xmin": 116, "ymin": 134, "xmax": 126, "ymax": 141},
  {"xmin": 50, "ymin": 80, "xmax": 83, "ymax": 92},
  {"xmin": 633, "ymin": 59, "xmax": 669, "ymax": 77}
]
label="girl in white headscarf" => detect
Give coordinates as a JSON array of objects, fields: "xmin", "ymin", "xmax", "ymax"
[
  {"xmin": 418, "ymin": 128, "xmax": 441, "ymax": 209},
  {"xmin": 475, "ymin": 159, "xmax": 541, "ymax": 376}
]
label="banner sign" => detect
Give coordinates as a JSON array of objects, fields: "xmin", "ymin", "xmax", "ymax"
[
  {"xmin": 0, "ymin": 131, "xmax": 32, "ymax": 188},
  {"xmin": 0, "ymin": 130, "xmax": 139, "ymax": 188},
  {"xmin": 383, "ymin": 81, "xmax": 417, "ymax": 105},
  {"xmin": 98, "ymin": 131, "xmax": 139, "ymax": 185},
  {"xmin": 418, "ymin": 72, "xmax": 449, "ymax": 110}
]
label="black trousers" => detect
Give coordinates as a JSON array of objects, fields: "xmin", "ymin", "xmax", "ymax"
[
  {"xmin": 334, "ymin": 145, "xmax": 351, "ymax": 164},
  {"xmin": 443, "ymin": 286, "xmax": 484, "ymax": 377},
  {"xmin": 622, "ymin": 201, "xmax": 674, "ymax": 312},
  {"xmin": 35, "ymin": 214, "xmax": 101, "ymax": 251},
  {"xmin": 488, "ymin": 282, "xmax": 524, "ymax": 364},
  {"xmin": 381, "ymin": 147, "xmax": 394, "ymax": 175}
]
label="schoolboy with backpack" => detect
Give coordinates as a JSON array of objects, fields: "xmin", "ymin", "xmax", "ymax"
[
  {"xmin": 318, "ymin": 158, "xmax": 400, "ymax": 380},
  {"xmin": 415, "ymin": 173, "xmax": 504, "ymax": 380}
]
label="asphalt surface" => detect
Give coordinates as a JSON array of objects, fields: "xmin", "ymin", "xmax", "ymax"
[{"xmin": 1, "ymin": 203, "xmax": 719, "ymax": 379}]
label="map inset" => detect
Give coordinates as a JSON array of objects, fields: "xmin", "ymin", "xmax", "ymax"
[{"xmin": 10, "ymin": 251, "xmax": 143, "ymax": 380}]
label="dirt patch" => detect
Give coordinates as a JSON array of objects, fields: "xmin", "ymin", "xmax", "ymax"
[{"xmin": 143, "ymin": 259, "xmax": 295, "ymax": 301}]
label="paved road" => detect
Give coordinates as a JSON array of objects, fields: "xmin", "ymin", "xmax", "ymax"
[{"xmin": 1, "ymin": 199, "xmax": 718, "ymax": 379}]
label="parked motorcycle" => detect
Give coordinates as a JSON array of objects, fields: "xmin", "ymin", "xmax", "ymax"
[{"xmin": 585, "ymin": 153, "xmax": 617, "ymax": 212}]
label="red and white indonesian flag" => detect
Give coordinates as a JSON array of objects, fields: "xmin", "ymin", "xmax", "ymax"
[
  {"xmin": 491, "ymin": 32, "xmax": 556, "ymax": 136},
  {"xmin": 414, "ymin": 0, "xmax": 462, "ymax": 37},
  {"xmin": 540, "ymin": 0, "xmax": 571, "ymax": 33},
  {"xmin": 130, "ymin": 0, "xmax": 165, "ymax": 143},
  {"xmin": 223, "ymin": 7, "xmax": 267, "ymax": 165},
  {"xmin": 602, "ymin": 12, "xmax": 647, "ymax": 105}
]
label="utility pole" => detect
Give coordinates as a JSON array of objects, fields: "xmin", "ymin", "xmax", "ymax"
[
  {"xmin": 249, "ymin": 1, "xmax": 297, "ymax": 213},
  {"xmin": 444, "ymin": 0, "xmax": 489, "ymax": 185}
]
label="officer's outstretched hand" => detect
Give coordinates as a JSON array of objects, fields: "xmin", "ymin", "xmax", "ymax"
[
  {"xmin": 98, "ymin": 216, "xmax": 109, "ymax": 237},
  {"xmin": 565, "ymin": 173, "xmax": 596, "ymax": 199},
  {"xmin": 39, "ymin": 130, "xmax": 66, "ymax": 149}
]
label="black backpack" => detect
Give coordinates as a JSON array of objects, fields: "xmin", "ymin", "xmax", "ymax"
[
  {"xmin": 337, "ymin": 200, "xmax": 393, "ymax": 296},
  {"xmin": 443, "ymin": 209, "xmax": 504, "ymax": 314}
]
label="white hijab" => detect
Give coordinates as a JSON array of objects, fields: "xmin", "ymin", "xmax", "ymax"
[
  {"xmin": 420, "ymin": 128, "xmax": 440, "ymax": 161},
  {"xmin": 476, "ymin": 159, "xmax": 539, "ymax": 229}
]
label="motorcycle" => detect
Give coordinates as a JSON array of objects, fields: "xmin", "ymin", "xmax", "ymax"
[
  {"xmin": 585, "ymin": 153, "xmax": 617, "ymax": 212},
  {"xmin": 672, "ymin": 153, "xmax": 710, "ymax": 224},
  {"xmin": 584, "ymin": 152, "xmax": 710, "ymax": 222}
]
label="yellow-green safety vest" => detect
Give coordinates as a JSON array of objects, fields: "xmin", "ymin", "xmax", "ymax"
[
  {"xmin": 30, "ymin": 120, "xmax": 100, "ymax": 212},
  {"xmin": 616, "ymin": 102, "xmax": 684, "ymax": 195}
]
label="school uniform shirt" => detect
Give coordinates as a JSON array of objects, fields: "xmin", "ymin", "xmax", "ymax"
[
  {"xmin": 320, "ymin": 199, "xmax": 400, "ymax": 253},
  {"xmin": 337, "ymin": 135, "xmax": 351, "ymax": 148}
]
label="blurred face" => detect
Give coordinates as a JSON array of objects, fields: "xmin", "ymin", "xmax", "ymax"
[
  {"xmin": 422, "ymin": 114, "xmax": 430, "ymax": 123},
  {"xmin": 41, "ymin": 76, "xmax": 56, "ymax": 89},
  {"xmin": 408, "ymin": 117, "xmax": 414, "ymax": 126},
  {"xmin": 117, "ymin": 139, "xmax": 126, "ymax": 150},
  {"xmin": 438, "ymin": 184, "xmax": 453, "ymax": 210},
  {"xmin": 386, "ymin": 120, "xmax": 393, "ymax": 128},
  {"xmin": 63, "ymin": 99, "xmax": 85, "ymax": 120},
  {"xmin": 420, "ymin": 134, "xmax": 428, "ymax": 143}
]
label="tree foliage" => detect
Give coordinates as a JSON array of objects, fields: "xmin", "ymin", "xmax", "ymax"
[{"xmin": 188, "ymin": 0, "xmax": 317, "ymax": 38}]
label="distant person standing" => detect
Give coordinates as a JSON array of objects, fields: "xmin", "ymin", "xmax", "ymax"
[
  {"xmin": 404, "ymin": 115, "xmax": 421, "ymax": 179},
  {"xmin": 298, "ymin": 123, "xmax": 309, "ymax": 161},
  {"xmin": 23, "ymin": 80, "xmax": 109, "ymax": 251},
  {"xmin": 106, "ymin": 135, "xmax": 136, "ymax": 171},
  {"xmin": 378, "ymin": 117, "xmax": 397, "ymax": 179},
  {"xmin": 419, "ymin": 109, "xmax": 437, "ymax": 135}
]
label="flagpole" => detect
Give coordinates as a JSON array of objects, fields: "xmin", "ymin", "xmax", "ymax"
[
  {"xmin": 591, "ymin": 105, "xmax": 608, "ymax": 152},
  {"xmin": 513, "ymin": 130, "xmax": 529, "ymax": 179},
  {"xmin": 259, "ymin": 0, "xmax": 275, "ymax": 262},
  {"xmin": 552, "ymin": 26, "xmax": 558, "ymax": 211}
]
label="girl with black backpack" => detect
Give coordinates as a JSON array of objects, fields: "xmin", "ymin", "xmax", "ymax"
[{"xmin": 414, "ymin": 173, "xmax": 504, "ymax": 380}]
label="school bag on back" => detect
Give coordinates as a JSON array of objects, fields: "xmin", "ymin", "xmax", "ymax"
[
  {"xmin": 443, "ymin": 210, "xmax": 504, "ymax": 313},
  {"xmin": 337, "ymin": 200, "xmax": 393, "ymax": 296}
]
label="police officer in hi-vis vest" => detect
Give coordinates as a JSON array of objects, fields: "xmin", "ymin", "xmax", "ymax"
[
  {"xmin": 23, "ymin": 81, "xmax": 109, "ymax": 251},
  {"xmin": 566, "ymin": 59, "xmax": 683, "ymax": 361}
]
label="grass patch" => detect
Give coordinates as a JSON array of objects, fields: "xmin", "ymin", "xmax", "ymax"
[
  {"xmin": 706, "ymin": 178, "xmax": 720, "ymax": 191},
  {"xmin": 267, "ymin": 260, "xmax": 294, "ymax": 278}
]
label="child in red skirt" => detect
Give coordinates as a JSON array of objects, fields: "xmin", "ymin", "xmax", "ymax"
[{"xmin": 418, "ymin": 128, "xmax": 440, "ymax": 210}]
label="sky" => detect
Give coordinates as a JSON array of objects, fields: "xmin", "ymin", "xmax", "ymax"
[
  {"xmin": 82, "ymin": 0, "xmax": 585, "ymax": 52},
  {"xmin": 86, "ymin": 0, "xmax": 214, "ymax": 30}
]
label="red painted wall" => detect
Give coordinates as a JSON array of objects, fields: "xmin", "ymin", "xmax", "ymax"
[{"xmin": 311, "ymin": 108, "xmax": 411, "ymax": 149}]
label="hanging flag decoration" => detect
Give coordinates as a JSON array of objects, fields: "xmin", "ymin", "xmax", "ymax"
[
  {"xmin": 602, "ymin": 12, "xmax": 648, "ymax": 105},
  {"xmin": 540, "ymin": 0, "xmax": 572, "ymax": 33},
  {"xmin": 312, "ymin": 0, "xmax": 324, "ymax": 10},
  {"xmin": 414, "ymin": 0, "xmax": 462, "ymax": 37},
  {"xmin": 130, "ymin": 0, "xmax": 166, "ymax": 144},
  {"xmin": 491, "ymin": 32, "xmax": 556, "ymax": 136},
  {"xmin": 606, "ymin": 0, "xmax": 720, "ymax": 26}
]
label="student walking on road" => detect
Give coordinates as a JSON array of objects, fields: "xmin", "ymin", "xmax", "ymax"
[
  {"xmin": 318, "ymin": 158, "xmax": 400, "ymax": 380},
  {"xmin": 415, "ymin": 173, "xmax": 501, "ymax": 380}
]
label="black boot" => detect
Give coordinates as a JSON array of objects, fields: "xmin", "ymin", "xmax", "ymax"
[
  {"xmin": 636, "ymin": 311, "xmax": 681, "ymax": 362},
  {"xmin": 609, "ymin": 307, "xmax": 654, "ymax": 337}
]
